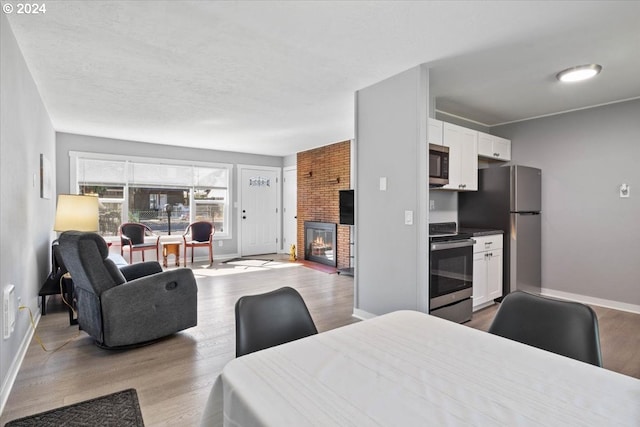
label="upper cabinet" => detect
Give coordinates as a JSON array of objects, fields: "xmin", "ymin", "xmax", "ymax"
[
  {"xmin": 441, "ymin": 122, "xmax": 478, "ymax": 191},
  {"xmin": 478, "ymin": 132, "xmax": 511, "ymax": 161},
  {"xmin": 428, "ymin": 118, "xmax": 444, "ymax": 145},
  {"xmin": 429, "ymin": 119, "xmax": 510, "ymax": 191}
]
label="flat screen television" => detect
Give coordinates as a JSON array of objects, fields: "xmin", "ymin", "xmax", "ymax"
[{"xmin": 339, "ymin": 189, "xmax": 354, "ymax": 225}]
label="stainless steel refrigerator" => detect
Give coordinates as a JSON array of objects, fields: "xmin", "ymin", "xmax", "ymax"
[{"xmin": 459, "ymin": 165, "xmax": 541, "ymax": 297}]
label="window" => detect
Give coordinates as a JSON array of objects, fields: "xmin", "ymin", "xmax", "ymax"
[
  {"xmin": 79, "ymin": 184, "xmax": 124, "ymax": 236},
  {"xmin": 71, "ymin": 152, "xmax": 231, "ymax": 239},
  {"xmin": 194, "ymin": 188, "xmax": 227, "ymax": 233},
  {"xmin": 128, "ymin": 187, "xmax": 190, "ymax": 234}
]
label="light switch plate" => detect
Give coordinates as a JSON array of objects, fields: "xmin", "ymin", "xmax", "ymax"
[
  {"xmin": 379, "ymin": 177, "xmax": 387, "ymax": 191},
  {"xmin": 404, "ymin": 210, "xmax": 413, "ymax": 225}
]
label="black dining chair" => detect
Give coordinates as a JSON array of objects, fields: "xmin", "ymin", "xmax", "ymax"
[
  {"xmin": 235, "ymin": 287, "xmax": 318, "ymax": 357},
  {"xmin": 488, "ymin": 291, "xmax": 603, "ymax": 366}
]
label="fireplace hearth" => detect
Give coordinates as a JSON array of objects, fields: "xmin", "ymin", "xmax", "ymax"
[{"xmin": 304, "ymin": 221, "xmax": 337, "ymax": 267}]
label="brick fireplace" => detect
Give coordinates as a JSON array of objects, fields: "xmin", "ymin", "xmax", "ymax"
[{"xmin": 297, "ymin": 140, "xmax": 351, "ymax": 269}]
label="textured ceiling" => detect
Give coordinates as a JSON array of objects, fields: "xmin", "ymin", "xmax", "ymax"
[{"xmin": 5, "ymin": 1, "xmax": 640, "ymax": 156}]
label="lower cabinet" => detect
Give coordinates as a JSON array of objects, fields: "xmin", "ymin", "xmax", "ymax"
[{"xmin": 472, "ymin": 234, "xmax": 503, "ymax": 310}]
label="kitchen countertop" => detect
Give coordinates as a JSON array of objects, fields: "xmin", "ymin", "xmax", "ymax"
[{"xmin": 459, "ymin": 227, "xmax": 504, "ymax": 237}]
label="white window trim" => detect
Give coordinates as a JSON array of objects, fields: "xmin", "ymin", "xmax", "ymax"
[{"xmin": 69, "ymin": 151, "xmax": 233, "ymax": 239}]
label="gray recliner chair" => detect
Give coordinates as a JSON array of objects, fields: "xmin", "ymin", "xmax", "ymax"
[{"xmin": 58, "ymin": 231, "xmax": 198, "ymax": 349}]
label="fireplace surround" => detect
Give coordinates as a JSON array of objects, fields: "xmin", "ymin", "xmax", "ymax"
[{"xmin": 304, "ymin": 221, "xmax": 337, "ymax": 267}]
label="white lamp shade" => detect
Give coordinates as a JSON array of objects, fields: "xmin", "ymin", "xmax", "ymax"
[{"xmin": 54, "ymin": 194, "xmax": 100, "ymax": 232}]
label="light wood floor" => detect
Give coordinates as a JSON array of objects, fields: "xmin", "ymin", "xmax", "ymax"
[
  {"xmin": 2, "ymin": 257, "xmax": 639, "ymax": 425},
  {"xmin": 1, "ymin": 257, "xmax": 357, "ymax": 426}
]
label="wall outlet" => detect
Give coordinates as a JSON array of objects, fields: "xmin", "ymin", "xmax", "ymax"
[
  {"xmin": 4, "ymin": 284, "xmax": 16, "ymax": 339},
  {"xmin": 429, "ymin": 200, "xmax": 435, "ymax": 210},
  {"xmin": 218, "ymin": 240, "xmax": 223, "ymax": 247}
]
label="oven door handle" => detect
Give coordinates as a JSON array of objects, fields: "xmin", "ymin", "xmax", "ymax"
[{"xmin": 431, "ymin": 239, "xmax": 475, "ymax": 251}]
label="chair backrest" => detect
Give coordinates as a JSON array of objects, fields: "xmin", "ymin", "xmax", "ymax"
[
  {"xmin": 58, "ymin": 231, "xmax": 126, "ymax": 295},
  {"xmin": 120, "ymin": 223, "xmax": 149, "ymax": 245},
  {"xmin": 488, "ymin": 291, "xmax": 603, "ymax": 366},
  {"xmin": 57, "ymin": 231, "xmax": 127, "ymax": 340},
  {"xmin": 235, "ymin": 287, "xmax": 318, "ymax": 357},
  {"xmin": 185, "ymin": 221, "xmax": 214, "ymax": 242}
]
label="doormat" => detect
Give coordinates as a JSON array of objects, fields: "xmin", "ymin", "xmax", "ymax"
[
  {"xmin": 4, "ymin": 388, "xmax": 144, "ymax": 427},
  {"xmin": 222, "ymin": 258, "xmax": 274, "ymax": 267}
]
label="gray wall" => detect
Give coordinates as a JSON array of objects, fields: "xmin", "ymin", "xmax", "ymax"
[
  {"xmin": 355, "ymin": 65, "xmax": 429, "ymax": 316},
  {"xmin": 1, "ymin": 14, "xmax": 56, "ymax": 408},
  {"xmin": 283, "ymin": 154, "xmax": 296, "ymax": 168},
  {"xmin": 493, "ymin": 99, "xmax": 640, "ymax": 306},
  {"xmin": 56, "ymin": 133, "xmax": 284, "ymax": 257}
]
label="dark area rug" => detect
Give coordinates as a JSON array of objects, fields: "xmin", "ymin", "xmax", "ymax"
[{"xmin": 4, "ymin": 388, "xmax": 144, "ymax": 427}]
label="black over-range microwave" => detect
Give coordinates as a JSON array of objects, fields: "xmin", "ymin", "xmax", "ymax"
[{"xmin": 429, "ymin": 143, "xmax": 449, "ymax": 188}]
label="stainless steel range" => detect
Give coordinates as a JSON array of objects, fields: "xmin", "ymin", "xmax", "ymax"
[{"xmin": 429, "ymin": 222, "xmax": 474, "ymax": 323}]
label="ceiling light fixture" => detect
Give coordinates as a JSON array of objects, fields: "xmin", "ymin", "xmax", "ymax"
[{"xmin": 556, "ymin": 64, "xmax": 602, "ymax": 83}]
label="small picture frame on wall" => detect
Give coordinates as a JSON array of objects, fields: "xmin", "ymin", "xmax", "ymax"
[{"xmin": 40, "ymin": 153, "xmax": 51, "ymax": 199}]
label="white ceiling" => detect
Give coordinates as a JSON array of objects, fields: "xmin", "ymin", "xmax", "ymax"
[{"xmin": 6, "ymin": 1, "xmax": 640, "ymax": 157}]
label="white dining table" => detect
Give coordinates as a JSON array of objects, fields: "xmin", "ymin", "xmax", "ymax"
[{"xmin": 201, "ymin": 310, "xmax": 640, "ymax": 426}]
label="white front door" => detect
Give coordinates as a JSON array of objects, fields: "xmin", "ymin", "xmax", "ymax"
[
  {"xmin": 240, "ymin": 167, "xmax": 279, "ymax": 256},
  {"xmin": 282, "ymin": 167, "xmax": 297, "ymax": 254}
]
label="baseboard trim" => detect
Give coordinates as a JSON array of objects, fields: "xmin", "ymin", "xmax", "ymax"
[
  {"xmin": 353, "ymin": 308, "xmax": 376, "ymax": 320},
  {"xmin": 541, "ymin": 288, "xmax": 640, "ymax": 314},
  {"xmin": 472, "ymin": 300, "xmax": 496, "ymax": 312},
  {"xmin": 0, "ymin": 310, "xmax": 39, "ymax": 416}
]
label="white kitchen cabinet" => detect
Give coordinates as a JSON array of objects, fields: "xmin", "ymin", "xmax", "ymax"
[
  {"xmin": 478, "ymin": 132, "xmax": 511, "ymax": 161},
  {"xmin": 473, "ymin": 251, "xmax": 488, "ymax": 304},
  {"xmin": 486, "ymin": 250, "xmax": 502, "ymax": 300},
  {"xmin": 441, "ymin": 122, "xmax": 478, "ymax": 191},
  {"xmin": 428, "ymin": 118, "xmax": 443, "ymax": 145},
  {"xmin": 472, "ymin": 234, "xmax": 503, "ymax": 310}
]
